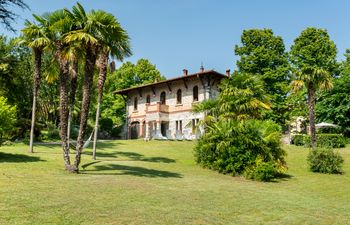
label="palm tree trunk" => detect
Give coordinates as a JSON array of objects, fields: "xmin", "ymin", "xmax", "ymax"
[
  {"xmin": 74, "ymin": 46, "xmax": 97, "ymax": 172},
  {"xmin": 67, "ymin": 58, "xmax": 78, "ymax": 150},
  {"xmin": 56, "ymin": 44, "xmax": 72, "ymax": 170},
  {"xmin": 29, "ymin": 48, "xmax": 42, "ymax": 153},
  {"xmin": 307, "ymin": 83, "xmax": 317, "ymax": 149},
  {"xmin": 92, "ymin": 52, "xmax": 108, "ymax": 160}
]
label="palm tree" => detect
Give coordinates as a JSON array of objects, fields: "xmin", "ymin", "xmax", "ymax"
[
  {"xmin": 18, "ymin": 19, "xmax": 50, "ymax": 153},
  {"xmin": 91, "ymin": 13, "xmax": 131, "ymax": 160},
  {"xmin": 193, "ymin": 73, "xmax": 271, "ymax": 134},
  {"xmin": 64, "ymin": 44, "xmax": 82, "ymax": 150},
  {"xmin": 34, "ymin": 10, "xmax": 75, "ymax": 169},
  {"xmin": 218, "ymin": 73, "xmax": 271, "ymax": 121},
  {"xmin": 292, "ymin": 67, "xmax": 333, "ymax": 148},
  {"xmin": 64, "ymin": 3, "xmax": 112, "ymax": 171}
]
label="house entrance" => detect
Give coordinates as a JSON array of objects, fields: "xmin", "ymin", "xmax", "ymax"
[
  {"xmin": 161, "ymin": 121, "xmax": 169, "ymax": 137},
  {"xmin": 130, "ymin": 121, "xmax": 140, "ymax": 139}
]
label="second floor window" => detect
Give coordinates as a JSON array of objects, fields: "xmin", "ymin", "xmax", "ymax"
[
  {"xmin": 160, "ymin": 91, "xmax": 166, "ymax": 105},
  {"xmin": 176, "ymin": 89, "xmax": 182, "ymax": 104},
  {"xmin": 193, "ymin": 86, "xmax": 198, "ymax": 101},
  {"xmin": 146, "ymin": 95, "xmax": 151, "ymax": 104},
  {"xmin": 134, "ymin": 97, "xmax": 138, "ymax": 111}
]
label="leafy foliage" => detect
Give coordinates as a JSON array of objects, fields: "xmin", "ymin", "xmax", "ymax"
[
  {"xmin": 235, "ymin": 29, "xmax": 291, "ymax": 127},
  {"xmin": 307, "ymin": 148, "xmax": 344, "ymax": 174},
  {"xmin": 218, "ymin": 73, "xmax": 271, "ymax": 120},
  {"xmin": 194, "ymin": 70, "xmax": 286, "ymax": 181},
  {"xmin": 291, "ymin": 134, "xmax": 306, "ymax": 146},
  {"xmin": 244, "ymin": 159, "xmax": 278, "ymax": 182},
  {"xmin": 194, "ymin": 119, "xmax": 286, "ymax": 181},
  {"xmin": 290, "ymin": 27, "xmax": 338, "ymax": 148},
  {"xmin": 291, "ymin": 134, "xmax": 346, "ymax": 148},
  {"xmin": 0, "ymin": 96, "xmax": 16, "ymax": 142},
  {"xmin": 317, "ymin": 50, "xmax": 350, "ymax": 137}
]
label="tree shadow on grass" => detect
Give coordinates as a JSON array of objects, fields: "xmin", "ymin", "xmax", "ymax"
[
  {"xmin": 0, "ymin": 152, "xmax": 45, "ymax": 163},
  {"xmin": 83, "ymin": 151, "xmax": 176, "ymax": 163},
  {"xmin": 81, "ymin": 162, "xmax": 182, "ymax": 178},
  {"xmin": 86, "ymin": 141, "xmax": 124, "ymax": 150},
  {"xmin": 271, "ymin": 173, "xmax": 294, "ymax": 183}
]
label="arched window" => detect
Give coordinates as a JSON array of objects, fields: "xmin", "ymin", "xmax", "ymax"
[
  {"xmin": 160, "ymin": 91, "xmax": 166, "ymax": 105},
  {"xmin": 176, "ymin": 89, "xmax": 182, "ymax": 104},
  {"xmin": 193, "ymin": 86, "xmax": 198, "ymax": 101},
  {"xmin": 134, "ymin": 97, "xmax": 138, "ymax": 110},
  {"xmin": 146, "ymin": 95, "xmax": 151, "ymax": 104}
]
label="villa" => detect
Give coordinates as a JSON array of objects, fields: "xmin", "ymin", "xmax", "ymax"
[{"xmin": 115, "ymin": 67, "xmax": 229, "ymax": 140}]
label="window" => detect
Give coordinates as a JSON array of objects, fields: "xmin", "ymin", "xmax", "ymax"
[
  {"xmin": 146, "ymin": 95, "xmax": 151, "ymax": 104},
  {"xmin": 175, "ymin": 120, "xmax": 182, "ymax": 133},
  {"xmin": 193, "ymin": 86, "xmax": 198, "ymax": 101},
  {"xmin": 133, "ymin": 97, "xmax": 138, "ymax": 111},
  {"xmin": 192, "ymin": 118, "xmax": 200, "ymax": 134},
  {"xmin": 160, "ymin": 91, "xmax": 166, "ymax": 105},
  {"xmin": 176, "ymin": 89, "xmax": 182, "ymax": 104}
]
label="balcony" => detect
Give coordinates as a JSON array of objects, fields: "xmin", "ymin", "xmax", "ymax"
[{"xmin": 146, "ymin": 102, "xmax": 169, "ymax": 113}]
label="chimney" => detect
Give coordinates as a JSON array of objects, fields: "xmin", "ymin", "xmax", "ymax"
[
  {"xmin": 183, "ymin": 69, "xmax": 188, "ymax": 76},
  {"xmin": 200, "ymin": 65, "xmax": 204, "ymax": 73},
  {"xmin": 226, "ymin": 69, "xmax": 231, "ymax": 77}
]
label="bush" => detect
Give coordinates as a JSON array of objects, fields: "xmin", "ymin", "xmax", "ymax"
[
  {"xmin": 291, "ymin": 134, "xmax": 346, "ymax": 148},
  {"xmin": 244, "ymin": 159, "xmax": 278, "ymax": 182},
  {"xmin": 307, "ymin": 148, "xmax": 344, "ymax": 174},
  {"xmin": 194, "ymin": 120, "xmax": 286, "ymax": 181},
  {"xmin": 317, "ymin": 134, "xmax": 346, "ymax": 148},
  {"xmin": 41, "ymin": 122, "xmax": 60, "ymax": 141},
  {"xmin": 291, "ymin": 134, "xmax": 306, "ymax": 146},
  {"xmin": 0, "ymin": 96, "xmax": 17, "ymax": 141}
]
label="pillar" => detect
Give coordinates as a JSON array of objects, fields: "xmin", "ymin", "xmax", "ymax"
[{"xmin": 144, "ymin": 121, "xmax": 150, "ymax": 141}]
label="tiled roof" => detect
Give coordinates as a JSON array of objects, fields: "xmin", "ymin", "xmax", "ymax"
[{"xmin": 114, "ymin": 70, "xmax": 227, "ymax": 95}]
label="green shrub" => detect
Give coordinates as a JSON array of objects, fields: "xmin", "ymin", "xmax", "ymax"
[
  {"xmin": 307, "ymin": 148, "xmax": 344, "ymax": 174},
  {"xmin": 41, "ymin": 122, "xmax": 60, "ymax": 141},
  {"xmin": 317, "ymin": 134, "xmax": 346, "ymax": 148},
  {"xmin": 0, "ymin": 96, "xmax": 17, "ymax": 140},
  {"xmin": 291, "ymin": 134, "xmax": 306, "ymax": 146},
  {"xmin": 291, "ymin": 134, "xmax": 346, "ymax": 148},
  {"xmin": 194, "ymin": 120, "xmax": 286, "ymax": 181},
  {"xmin": 244, "ymin": 159, "xmax": 278, "ymax": 182}
]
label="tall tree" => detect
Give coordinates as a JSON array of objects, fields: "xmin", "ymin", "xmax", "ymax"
[
  {"xmin": 64, "ymin": 3, "xmax": 133, "ymax": 171},
  {"xmin": 290, "ymin": 27, "xmax": 337, "ymax": 148},
  {"xmin": 18, "ymin": 20, "xmax": 50, "ymax": 153},
  {"xmin": 0, "ymin": 0, "xmax": 28, "ymax": 32},
  {"xmin": 234, "ymin": 29, "xmax": 290, "ymax": 126},
  {"xmin": 33, "ymin": 9, "xmax": 74, "ymax": 169},
  {"xmin": 65, "ymin": 44, "xmax": 82, "ymax": 150},
  {"xmin": 317, "ymin": 49, "xmax": 350, "ymax": 137},
  {"xmin": 92, "ymin": 12, "xmax": 132, "ymax": 160}
]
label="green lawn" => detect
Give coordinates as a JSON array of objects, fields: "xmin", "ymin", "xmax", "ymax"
[{"xmin": 1, "ymin": 140, "xmax": 350, "ymax": 225}]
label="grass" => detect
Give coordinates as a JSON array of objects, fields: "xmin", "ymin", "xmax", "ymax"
[{"xmin": 1, "ymin": 140, "xmax": 350, "ymax": 225}]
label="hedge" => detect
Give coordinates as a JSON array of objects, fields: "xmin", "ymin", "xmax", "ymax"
[{"xmin": 291, "ymin": 134, "xmax": 346, "ymax": 148}]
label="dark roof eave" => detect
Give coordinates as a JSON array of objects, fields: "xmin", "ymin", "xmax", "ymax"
[{"xmin": 114, "ymin": 70, "xmax": 227, "ymax": 95}]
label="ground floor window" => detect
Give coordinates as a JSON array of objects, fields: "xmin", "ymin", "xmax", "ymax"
[
  {"xmin": 175, "ymin": 120, "xmax": 182, "ymax": 133},
  {"xmin": 192, "ymin": 118, "xmax": 200, "ymax": 134}
]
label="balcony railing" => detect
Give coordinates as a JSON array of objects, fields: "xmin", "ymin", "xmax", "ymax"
[{"xmin": 145, "ymin": 102, "xmax": 169, "ymax": 113}]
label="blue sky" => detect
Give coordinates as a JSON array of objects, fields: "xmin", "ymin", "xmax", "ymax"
[{"xmin": 2, "ymin": 0, "xmax": 350, "ymax": 78}]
